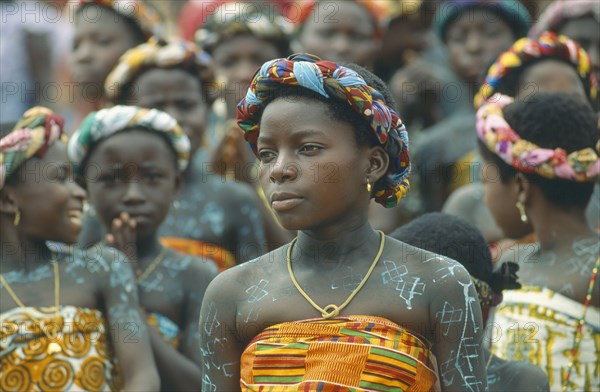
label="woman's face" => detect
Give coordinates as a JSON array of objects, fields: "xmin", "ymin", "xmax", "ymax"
[
  {"xmin": 211, "ymin": 35, "xmax": 281, "ymax": 117},
  {"xmin": 446, "ymin": 8, "xmax": 515, "ymax": 84},
  {"xmin": 84, "ymin": 129, "xmax": 179, "ymax": 239},
  {"xmin": 132, "ymin": 68, "xmax": 208, "ymax": 156},
  {"xmin": 299, "ymin": 1, "xmax": 379, "ymax": 68},
  {"xmin": 256, "ymin": 97, "xmax": 374, "ymax": 231},
  {"xmin": 7, "ymin": 142, "xmax": 86, "ymax": 244},
  {"xmin": 71, "ymin": 6, "xmax": 141, "ymax": 98}
]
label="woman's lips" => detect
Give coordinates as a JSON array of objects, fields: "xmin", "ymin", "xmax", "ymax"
[{"xmin": 271, "ymin": 197, "xmax": 303, "ymax": 212}]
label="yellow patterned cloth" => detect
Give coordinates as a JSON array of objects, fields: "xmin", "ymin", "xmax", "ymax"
[
  {"xmin": 491, "ymin": 287, "xmax": 600, "ymax": 391},
  {"xmin": 0, "ymin": 306, "xmax": 119, "ymax": 391},
  {"xmin": 146, "ymin": 312, "xmax": 180, "ymax": 349},
  {"xmin": 241, "ymin": 315, "xmax": 440, "ymax": 391}
]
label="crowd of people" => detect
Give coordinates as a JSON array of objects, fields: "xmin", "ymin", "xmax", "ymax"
[{"xmin": 1, "ymin": 0, "xmax": 598, "ymax": 391}]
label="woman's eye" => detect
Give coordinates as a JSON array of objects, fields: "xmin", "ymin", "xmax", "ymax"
[
  {"xmin": 258, "ymin": 150, "xmax": 276, "ymax": 162},
  {"xmin": 301, "ymin": 145, "xmax": 321, "ymax": 153}
]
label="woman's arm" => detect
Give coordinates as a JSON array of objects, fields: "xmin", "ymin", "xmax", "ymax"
[{"xmin": 101, "ymin": 247, "xmax": 160, "ymax": 391}]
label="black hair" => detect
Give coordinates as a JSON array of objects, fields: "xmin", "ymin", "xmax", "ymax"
[
  {"xmin": 391, "ymin": 212, "xmax": 499, "ymax": 288},
  {"xmin": 478, "ymin": 92, "xmax": 597, "ymax": 210},
  {"xmin": 76, "ymin": 4, "xmax": 147, "ymax": 45},
  {"xmin": 79, "ymin": 127, "xmax": 179, "ymax": 183}
]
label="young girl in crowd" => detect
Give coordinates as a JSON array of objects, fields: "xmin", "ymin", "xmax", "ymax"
[
  {"xmin": 199, "ymin": 53, "xmax": 487, "ymax": 391},
  {"xmin": 392, "ymin": 212, "xmax": 549, "ymax": 392},
  {"xmin": 0, "ymin": 107, "xmax": 159, "ymax": 391},
  {"xmin": 78, "ymin": 38, "xmax": 267, "ymax": 268},
  {"xmin": 445, "ymin": 31, "xmax": 599, "ymax": 244},
  {"xmin": 68, "ymin": 105, "xmax": 218, "ymax": 390},
  {"xmin": 477, "ymin": 92, "xmax": 599, "ymax": 391},
  {"xmin": 69, "ymin": 0, "xmax": 163, "ymax": 126}
]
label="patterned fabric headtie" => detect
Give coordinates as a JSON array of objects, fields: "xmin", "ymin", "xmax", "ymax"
[
  {"xmin": 68, "ymin": 106, "xmax": 190, "ymax": 172},
  {"xmin": 236, "ymin": 53, "xmax": 410, "ymax": 208},
  {"xmin": 105, "ymin": 37, "xmax": 213, "ymax": 104},
  {"xmin": 0, "ymin": 107, "xmax": 64, "ymax": 189},
  {"xmin": 476, "ymin": 94, "xmax": 600, "ymax": 182},
  {"xmin": 475, "ymin": 32, "xmax": 597, "ymax": 109},
  {"xmin": 77, "ymin": 0, "xmax": 164, "ymax": 39}
]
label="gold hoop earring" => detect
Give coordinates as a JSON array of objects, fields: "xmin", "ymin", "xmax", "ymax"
[
  {"xmin": 516, "ymin": 201, "xmax": 527, "ymax": 223},
  {"xmin": 366, "ymin": 178, "xmax": 372, "ymax": 193},
  {"xmin": 13, "ymin": 210, "xmax": 21, "ymax": 226}
]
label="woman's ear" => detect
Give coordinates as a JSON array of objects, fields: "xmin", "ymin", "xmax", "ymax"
[
  {"xmin": 514, "ymin": 172, "xmax": 531, "ymax": 205},
  {"xmin": 365, "ymin": 146, "xmax": 389, "ymax": 183}
]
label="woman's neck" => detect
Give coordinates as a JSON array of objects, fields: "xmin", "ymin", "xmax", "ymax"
[
  {"xmin": 1, "ymin": 230, "xmax": 53, "ymax": 274},
  {"xmin": 294, "ymin": 221, "xmax": 380, "ymax": 267},
  {"xmin": 531, "ymin": 205, "xmax": 595, "ymax": 252},
  {"xmin": 135, "ymin": 233, "xmax": 164, "ymax": 267}
]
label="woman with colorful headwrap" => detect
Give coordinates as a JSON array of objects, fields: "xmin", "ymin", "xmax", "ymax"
[
  {"xmin": 0, "ymin": 107, "xmax": 160, "ymax": 391},
  {"xmin": 198, "ymin": 53, "xmax": 488, "ymax": 391},
  {"xmin": 476, "ymin": 92, "xmax": 600, "ymax": 391},
  {"xmin": 82, "ymin": 37, "xmax": 268, "ymax": 268},
  {"xmin": 68, "ymin": 105, "xmax": 219, "ymax": 390},
  {"xmin": 391, "ymin": 212, "xmax": 549, "ymax": 392},
  {"xmin": 69, "ymin": 0, "xmax": 164, "ymax": 126},
  {"xmin": 444, "ymin": 32, "xmax": 599, "ymax": 245}
]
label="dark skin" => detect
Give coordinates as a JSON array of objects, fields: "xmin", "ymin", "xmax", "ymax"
[
  {"xmin": 0, "ymin": 142, "xmax": 159, "ymax": 391},
  {"xmin": 445, "ymin": 8, "xmax": 515, "ymax": 85},
  {"xmin": 199, "ymin": 98, "xmax": 487, "ymax": 391},
  {"xmin": 70, "ymin": 5, "xmax": 142, "ymax": 101},
  {"xmin": 298, "ymin": 0, "xmax": 380, "ymax": 69},
  {"xmin": 83, "ymin": 129, "xmax": 218, "ymax": 391}
]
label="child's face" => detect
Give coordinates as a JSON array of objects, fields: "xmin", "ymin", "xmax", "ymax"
[
  {"xmin": 480, "ymin": 159, "xmax": 531, "ymax": 239},
  {"xmin": 71, "ymin": 8, "xmax": 141, "ymax": 94},
  {"xmin": 132, "ymin": 68, "xmax": 208, "ymax": 156},
  {"xmin": 446, "ymin": 8, "xmax": 514, "ymax": 84},
  {"xmin": 8, "ymin": 143, "xmax": 86, "ymax": 244},
  {"xmin": 257, "ymin": 97, "xmax": 370, "ymax": 231},
  {"xmin": 212, "ymin": 35, "xmax": 280, "ymax": 115},
  {"xmin": 85, "ymin": 129, "xmax": 179, "ymax": 239},
  {"xmin": 517, "ymin": 60, "xmax": 587, "ymax": 100},
  {"xmin": 299, "ymin": 1, "xmax": 378, "ymax": 68}
]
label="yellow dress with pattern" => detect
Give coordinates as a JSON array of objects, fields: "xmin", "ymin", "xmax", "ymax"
[
  {"xmin": 491, "ymin": 286, "xmax": 600, "ymax": 391},
  {"xmin": 0, "ymin": 306, "xmax": 119, "ymax": 391}
]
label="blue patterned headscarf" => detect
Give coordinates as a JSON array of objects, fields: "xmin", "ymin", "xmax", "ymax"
[{"xmin": 237, "ymin": 53, "xmax": 410, "ymax": 208}]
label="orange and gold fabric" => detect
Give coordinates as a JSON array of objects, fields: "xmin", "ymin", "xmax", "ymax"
[
  {"xmin": 241, "ymin": 315, "xmax": 439, "ymax": 391},
  {"xmin": 147, "ymin": 312, "xmax": 180, "ymax": 349},
  {"xmin": 0, "ymin": 306, "xmax": 119, "ymax": 391},
  {"xmin": 160, "ymin": 237, "xmax": 236, "ymax": 271}
]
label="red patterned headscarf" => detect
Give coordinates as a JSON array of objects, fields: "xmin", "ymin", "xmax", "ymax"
[{"xmin": 237, "ymin": 53, "xmax": 410, "ymax": 207}]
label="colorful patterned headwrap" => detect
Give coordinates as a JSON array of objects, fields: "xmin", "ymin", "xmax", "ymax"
[
  {"xmin": 434, "ymin": 0, "xmax": 531, "ymax": 42},
  {"xmin": 105, "ymin": 38, "xmax": 213, "ymax": 104},
  {"xmin": 194, "ymin": 1, "xmax": 291, "ymax": 55},
  {"xmin": 236, "ymin": 53, "xmax": 410, "ymax": 208},
  {"xmin": 476, "ymin": 94, "xmax": 600, "ymax": 182},
  {"xmin": 529, "ymin": 0, "xmax": 600, "ymax": 39},
  {"xmin": 77, "ymin": 0, "xmax": 164, "ymax": 39},
  {"xmin": 68, "ymin": 106, "xmax": 190, "ymax": 172},
  {"xmin": 0, "ymin": 107, "xmax": 65, "ymax": 189},
  {"xmin": 474, "ymin": 32, "xmax": 597, "ymax": 109}
]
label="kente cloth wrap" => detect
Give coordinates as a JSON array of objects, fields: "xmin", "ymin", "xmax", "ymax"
[
  {"xmin": 68, "ymin": 105, "xmax": 191, "ymax": 172},
  {"xmin": 0, "ymin": 107, "xmax": 64, "ymax": 189},
  {"xmin": 491, "ymin": 286, "xmax": 600, "ymax": 391},
  {"xmin": 434, "ymin": 0, "xmax": 531, "ymax": 41},
  {"xmin": 0, "ymin": 306, "xmax": 119, "ymax": 392},
  {"xmin": 105, "ymin": 38, "xmax": 213, "ymax": 104},
  {"xmin": 474, "ymin": 32, "xmax": 597, "ymax": 109},
  {"xmin": 159, "ymin": 237, "xmax": 236, "ymax": 271},
  {"xmin": 237, "ymin": 53, "xmax": 411, "ymax": 207},
  {"xmin": 476, "ymin": 94, "xmax": 600, "ymax": 182},
  {"xmin": 146, "ymin": 312, "xmax": 179, "ymax": 349},
  {"xmin": 77, "ymin": 0, "xmax": 163, "ymax": 39},
  {"xmin": 529, "ymin": 0, "xmax": 600, "ymax": 39},
  {"xmin": 240, "ymin": 315, "xmax": 439, "ymax": 391},
  {"xmin": 194, "ymin": 1, "xmax": 291, "ymax": 54}
]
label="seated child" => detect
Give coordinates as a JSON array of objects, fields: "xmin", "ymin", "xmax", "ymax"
[
  {"xmin": 391, "ymin": 212, "xmax": 550, "ymax": 392},
  {"xmin": 68, "ymin": 105, "xmax": 218, "ymax": 390},
  {"xmin": 0, "ymin": 107, "xmax": 159, "ymax": 391},
  {"xmin": 198, "ymin": 53, "xmax": 488, "ymax": 391}
]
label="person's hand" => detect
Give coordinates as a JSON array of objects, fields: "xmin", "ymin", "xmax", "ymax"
[{"xmin": 105, "ymin": 212, "xmax": 137, "ymax": 263}]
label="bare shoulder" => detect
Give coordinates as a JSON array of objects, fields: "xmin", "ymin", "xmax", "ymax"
[{"xmin": 167, "ymin": 250, "xmax": 219, "ymax": 286}]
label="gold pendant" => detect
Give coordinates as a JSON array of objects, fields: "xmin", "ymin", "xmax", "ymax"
[{"xmin": 47, "ymin": 342, "xmax": 62, "ymax": 355}]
